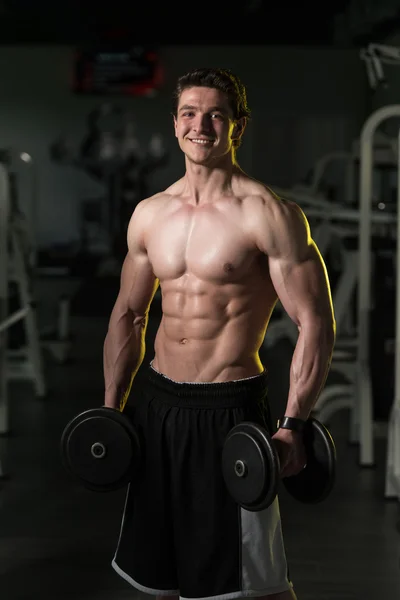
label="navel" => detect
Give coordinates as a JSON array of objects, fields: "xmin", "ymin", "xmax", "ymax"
[
  {"xmin": 223, "ymin": 262, "xmax": 234, "ymax": 272},
  {"xmin": 179, "ymin": 338, "xmax": 188, "ymax": 345}
]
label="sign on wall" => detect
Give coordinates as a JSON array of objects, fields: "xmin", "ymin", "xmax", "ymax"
[{"xmin": 72, "ymin": 44, "xmax": 164, "ymax": 97}]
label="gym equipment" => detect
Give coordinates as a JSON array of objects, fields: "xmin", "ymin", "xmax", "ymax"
[
  {"xmin": 0, "ymin": 162, "xmax": 46, "ymax": 442},
  {"xmin": 60, "ymin": 406, "xmax": 141, "ymax": 492},
  {"xmin": 361, "ymin": 43, "xmax": 400, "ymax": 91},
  {"xmin": 286, "ymin": 115, "xmax": 400, "ymax": 483},
  {"xmin": 358, "ymin": 51, "xmax": 400, "ymax": 496},
  {"xmin": 385, "ymin": 121, "xmax": 400, "ymax": 501},
  {"xmin": 49, "ymin": 103, "xmax": 168, "ymax": 276},
  {"xmin": 221, "ymin": 417, "xmax": 336, "ymax": 512},
  {"xmin": 0, "ymin": 162, "xmax": 38, "ymax": 479},
  {"xmin": 0, "ymin": 306, "xmax": 30, "ymax": 335},
  {"xmin": 61, "ymin": 406, "xmax": 336, "ymax": 508},
  {"xmin": 269, "ymin": 116, "xmax": 399, "ymax": 471},
  {"xmin": 358, "ymin": 105, "xmax": 400, "ymax": 471},
  {"xmin": 40, "ymin": 295, "xmax": 73, "ymax": 364}
]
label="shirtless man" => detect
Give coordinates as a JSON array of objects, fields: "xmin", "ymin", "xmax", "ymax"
[{"xmin": 103, "ymin": 68, "xmax": 336, "ymax": 600}]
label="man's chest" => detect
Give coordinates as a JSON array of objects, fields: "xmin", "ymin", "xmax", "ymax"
[{"xmin": 146, "ymin": 208, "xmax": 261, "ymax": 282}]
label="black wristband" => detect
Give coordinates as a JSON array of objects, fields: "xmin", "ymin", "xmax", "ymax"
[{"xmin": 277, "ymin": 416, "xmax": 306, "ymax": 433}]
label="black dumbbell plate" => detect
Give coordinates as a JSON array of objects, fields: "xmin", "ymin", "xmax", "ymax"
[
  {"xmin": 282, "ymin": 417, "xmax": 336, "ymax": 503},
  {"xmin": 60, "ymin": 407, "xmax": 139, "ymax": 492},
  {"xmin": 221, "ymin": 422, "xmax": 280, "ymax": 511}
]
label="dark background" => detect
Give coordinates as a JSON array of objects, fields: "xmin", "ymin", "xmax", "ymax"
[{"xmin": 0, "ymin": 0, "xmax": 397, "ymax": 46}]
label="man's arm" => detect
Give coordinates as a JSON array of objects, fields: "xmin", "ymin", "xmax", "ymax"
[
  {"xmin": 265, "ymin": 198, "xmax": 336, "ymax": 421},
  {"xmin": 103, "ymin": 202, "xmax": 159, "ymax": 410}
]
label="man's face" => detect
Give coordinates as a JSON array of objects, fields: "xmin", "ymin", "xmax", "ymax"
[{"xmin": 174, "ymin": 86, "xmax": 244, "ymax": 165}]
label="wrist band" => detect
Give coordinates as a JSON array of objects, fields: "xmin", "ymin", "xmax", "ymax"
[{"xmin": 277, "ymin": 416, "xmax": 306, "ymax": 433}]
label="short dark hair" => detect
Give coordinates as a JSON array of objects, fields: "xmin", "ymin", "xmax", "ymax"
[{"xmin": 172, "ymin": 67, "xmax": 251, "ymax": 147}]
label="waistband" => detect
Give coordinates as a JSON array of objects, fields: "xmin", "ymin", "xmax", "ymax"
[{"xmin": 145, "ymin": 362, "xmax": 268, "ymax": 408}]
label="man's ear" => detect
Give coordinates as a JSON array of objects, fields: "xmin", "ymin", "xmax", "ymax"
[
  {"xmin": 231, "ymin": 117, "xmax": 247, "ymax": 142},
  {"xmin": 173, "ymin": 115, "xmax": 178, "ymax": 138}
]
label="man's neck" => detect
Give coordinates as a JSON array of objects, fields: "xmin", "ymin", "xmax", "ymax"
[{"xmin": 182, "ymin": 155, "xmax": 241, "ymax": 205}]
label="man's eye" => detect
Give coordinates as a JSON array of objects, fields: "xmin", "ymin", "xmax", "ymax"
[{"xmin": 211, "ymin": 113, "xmax": 223, "ymax": 119}]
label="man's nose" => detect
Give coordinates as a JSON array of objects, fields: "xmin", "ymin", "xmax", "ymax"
[{"xmin": 193, "ymin": 113, "xmax": 212, "ymax": 133}]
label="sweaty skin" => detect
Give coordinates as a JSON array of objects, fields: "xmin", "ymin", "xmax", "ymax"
[
  {"xmin": 103, "ymin": 85, "xmax": 336, "ymax": 488},
  {"xmin": 104, "ymin": 175, "xmax": 334, "ymax": 404},
  {"xmin": 150, "ymin": 181, "xmax": 273, "ymax": 383}
]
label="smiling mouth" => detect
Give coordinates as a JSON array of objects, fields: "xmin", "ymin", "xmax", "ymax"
[{"xmin": 189, "ymin": 138, "xmax": 214, "ymax": 146}]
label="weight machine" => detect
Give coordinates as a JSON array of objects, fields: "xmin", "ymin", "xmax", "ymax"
[
  {"xmin": 263, "ymin": 123, "xmax": 399, "ymax": 485},
  {"xmin": 264, "ymin": 187, "xmax": 395, "ymax": 342},
  {"xmin": 306, "ymin": 107, "xmax": 400, "ymax": 499},
  {"xmin": 50, "ymin": 102, "xmax": 168, "ymax": 276},
  {"xmin": 293, "ymin": 131, "xmax": 398, "ymax": 214},
  {"xmin": 0, "ymin": 161, "xmax": 47, "ymax": 479},
  {"xmin": 7, "ymin": 149, "xmax": 75, "ymax": 364},
  {"xmin": 358, "ymin": 44, "xmax": 400, "ymax": 497},
  {"xmin": 356, "ymin": 106, "xmax": 400, "ymax": 500},
  {"xmin": 360, "ymin": 43, "xmax": 400, "ymax": 91}
]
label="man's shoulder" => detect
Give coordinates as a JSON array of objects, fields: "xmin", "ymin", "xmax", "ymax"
[
  {"xmin": 134, "ymin": 178, "xmax": 184, "ymax": 215},
  {"xmin": 134, "ymin": 192, "xmax": 166, "ymax": 212},
  {"xmin": 132, "ymin": 191, "xmax": 173, "ymax": 219},
  {"xmin": 164, "ymin": 177, "xmax": 186, "ymax": 196},
  {"xmin": 238, "ymin": 178, "xmax": 309, "ymax": 255},
  {"xmin": 239, "ymin": 177, "xmax": 302, "ymax": 221}
]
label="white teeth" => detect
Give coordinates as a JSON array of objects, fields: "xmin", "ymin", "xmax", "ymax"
[{"xmin": 191, "ymin": 139, "xmax": 212, "ymax": 144}]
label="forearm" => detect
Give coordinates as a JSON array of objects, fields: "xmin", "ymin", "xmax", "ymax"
[
  {"xmin": 103, "ymin": 309, "xmax": 147, "ymax": 409},
  {"xmin": 285, "ymin": 318, "xmax": 335, "ymax": 421}
]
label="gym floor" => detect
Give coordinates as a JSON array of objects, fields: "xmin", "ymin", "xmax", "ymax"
[{"xmin": 0, "ymin": 289, "xmax": 399, "ymax": 600}]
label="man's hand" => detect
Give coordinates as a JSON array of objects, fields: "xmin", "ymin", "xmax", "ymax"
[{"xmin": 271, "ymin": 428, "xmax": 307, "ymax": 478}]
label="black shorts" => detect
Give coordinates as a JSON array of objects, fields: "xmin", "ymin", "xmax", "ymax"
[{"xmin": 112, "ymin": 363, "xmax": 291, "ymax": 599}]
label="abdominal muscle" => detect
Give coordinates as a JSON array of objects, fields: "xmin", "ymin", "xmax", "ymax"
[{"xmin": 151, "ymin": 277, "xmax": 277, "ymax": 383}]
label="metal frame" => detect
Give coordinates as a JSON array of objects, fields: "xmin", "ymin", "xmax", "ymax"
[
  {"xmin": 384, "ymin": 125, "xmax": 400, "ymax": 500},
  {"xmin": 266, "ymin": 107, "xmax": 400, "ymax": 477},
  {"xmin": 0, "ymin": 164, "xmax": 10, "ymax": 447},
  {"xmin": 9, "ymin": 227, "xmax": 46, "ymax": 395},
  {"xmin": 0, "ymin": 307, "xmax": 30, "ymax": 335},
  {"xmin": 357, "ymin": 105, "xmax": 400, "ymax": 467},
  {"xmin": 0, "ymin": 164, "xmax": 12, "ymax": 480},
  {"xmin": 291, "ymin": 151, "xmax": 354, "ymax": 205},
  {"xmin": 0, "ymin": 160, "xmax": 47, "ymax": 443}
]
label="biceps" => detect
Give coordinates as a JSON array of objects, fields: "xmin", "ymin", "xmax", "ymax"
[
  {"xmin": 269, "ymin": 245, "xmax": 334, "ymax": 327},
  {"xmin": 117, "ymin": 252, "xmax": 159, "ymax": 317}
]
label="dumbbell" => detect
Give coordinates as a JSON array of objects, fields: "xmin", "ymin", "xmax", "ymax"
[
  {"xmin": 60, "ymin": 406, "xmax": 141, "ymax": 492},
  {"xmin": 60, "ymin": 407, "xmax": 336, "ymax": 509},
  {"xmin": 221, "ymin": 417, "xmax": 336, "ymax": 511}
]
